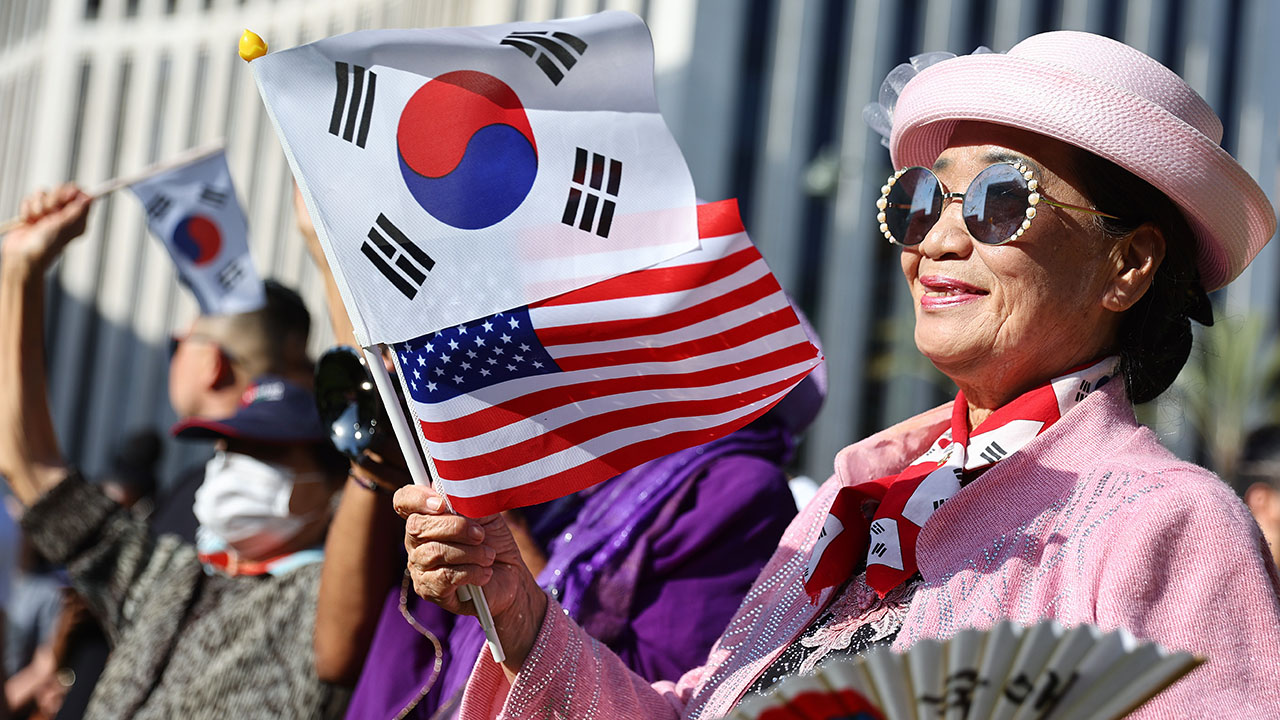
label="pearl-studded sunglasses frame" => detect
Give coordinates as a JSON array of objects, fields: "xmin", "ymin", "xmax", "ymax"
[{"xmin": 876, "ymin": 161, "xmax": 1120, "ymax": 247}]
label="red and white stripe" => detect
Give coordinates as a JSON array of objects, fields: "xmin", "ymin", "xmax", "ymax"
[{"xmin": 408, "ymin": 200, "xmax": 822, "ymax": 516}]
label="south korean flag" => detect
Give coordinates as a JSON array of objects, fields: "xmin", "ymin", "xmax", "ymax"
[
  {"xmin": 128, "ymin": 150, "xmax": 265, "ymax": 315},
  {"xmin": 250, "ymin": 11, "xmax": 699, "ymax": 346}
]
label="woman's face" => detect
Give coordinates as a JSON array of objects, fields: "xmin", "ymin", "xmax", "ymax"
[{"xmin": 900, "ymin": 123, "xmax": 1126, "ymax": 403}]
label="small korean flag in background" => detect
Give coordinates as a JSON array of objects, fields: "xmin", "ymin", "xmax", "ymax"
[
  {"xmin": 250, "ymin": 10, "xmax": 699, "ymax": 346},
  {"xmin": 128, "ymin": 150, "xmax": 265, "ymax": 315}
]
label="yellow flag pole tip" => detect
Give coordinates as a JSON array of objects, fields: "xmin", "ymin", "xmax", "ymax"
[{"xmin": 239, "ymin": 30, "xmax": 267, "ymax": 62}]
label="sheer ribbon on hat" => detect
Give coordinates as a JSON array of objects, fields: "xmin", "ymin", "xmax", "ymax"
[{"xmin": 863, "ymin": 47, "xmax": 994, "ymax": 148}]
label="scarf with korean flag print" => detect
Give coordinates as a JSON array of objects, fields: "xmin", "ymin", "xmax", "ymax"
[{"xmin": 803, "ymin": 356, "xmax": 1119, "ymax": 601}]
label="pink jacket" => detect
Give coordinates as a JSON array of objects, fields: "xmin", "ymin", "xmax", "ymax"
[{"xmin": 460, "ymin": 380, "xmax": 1280, "ymax": 719}]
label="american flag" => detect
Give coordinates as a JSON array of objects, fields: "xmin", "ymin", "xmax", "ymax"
[{"xmin": 392, "ymin": 199, "xmax": 822, "ymax": 517}]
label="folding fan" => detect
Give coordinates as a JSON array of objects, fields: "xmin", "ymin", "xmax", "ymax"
[{"xmin": 723, "ymin": 620, "xmax": 1200, "ymax": 720}]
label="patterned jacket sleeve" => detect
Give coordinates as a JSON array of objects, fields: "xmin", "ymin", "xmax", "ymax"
[
  {"xmin": 20, "ymin": 472, "xmax": 197, "ymax": 645},
  {"xmin": 1093, "ymin": 466, "xmax": 1280, "ymax": 717}
]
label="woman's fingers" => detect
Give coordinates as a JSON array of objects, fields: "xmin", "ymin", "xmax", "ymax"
[
  {"xmin": 393, "ymin": 483, "xmax": 443, "ymax": 519},
  {"xmin": 409, "ymin": 564, "xmax": 493, "ymax": 604},
  {"xmin": 403, "ymin": 509, "xmax": 484, "ymax": 546},
  {"xmin": 395, "ymin": 484, "xmax": 508, "ymax": 614},
  {"xmin": 408, "ymin": 539, "xmax": 495, "ymax": 569},
  {"xmin": 402, "ymin": 516, "xmax": 497, "ymax": 612}
]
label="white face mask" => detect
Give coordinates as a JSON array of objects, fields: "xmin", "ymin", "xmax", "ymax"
[{"xmin": 194, "ymin": 451, "xmax": 324, "ymax": 559}]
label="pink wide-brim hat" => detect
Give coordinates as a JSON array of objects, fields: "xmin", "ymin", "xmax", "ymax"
[{"xmin": 889, "ymin": 31, "xmax": 1276, "ymax": 292}]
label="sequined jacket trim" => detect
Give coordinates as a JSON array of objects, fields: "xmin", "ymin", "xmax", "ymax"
[{"xmin": 460, "ymin": 379, "xmax": 1280, "ymax": 719}]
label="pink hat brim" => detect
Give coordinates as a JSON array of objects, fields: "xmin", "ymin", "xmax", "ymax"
[{"xmin": 889, "ymin": 53, "xmax": 1276, "ymax": 291}]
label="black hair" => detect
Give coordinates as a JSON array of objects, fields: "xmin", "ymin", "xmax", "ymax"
[{"xmin": 1069, "ymin": 151, "xmax": 1213, "ymax": 405}]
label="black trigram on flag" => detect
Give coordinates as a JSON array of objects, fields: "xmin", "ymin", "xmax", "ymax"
[
  {"xmin": 145, "ymin": 194, "xmax": 172, "ymax": 221},
  {"xmin": 217, "ymin": 258, "xmax": 245, "ymax": 291},
  {"xmin": 561, "ymin": 148, "xmax": 621, "ymax": 238},
  {"xmin": 200, "ymin": 185, "xmax": 228, "ymax": 207},
  {"xmin": 362, "ymin": 214, "xmax": 435, "ymax": 300},
  {"xmin": 499, "ymin": 31, "xmax": 588, "ymax": 85},
  {"xmin": 978, "ymin": 440, "xmax": 1008, "ymax": 465},
  {"xmin": 329, "ymin": 62, "xmax": 377, "ymax": 149}
]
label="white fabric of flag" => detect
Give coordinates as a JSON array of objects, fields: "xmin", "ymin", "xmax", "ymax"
[
  {"xmin": 251, "ymin": 11, "xmax": 699, "ymax": 346},
  {"xmin": 389, "ymin": 200, "xmax": 822, "ymax": 517},
  {"xmin": 128, "ymin": 150, "xmax": 265, "ymax": 315}
]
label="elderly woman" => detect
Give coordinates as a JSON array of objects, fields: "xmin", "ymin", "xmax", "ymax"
[{"xmin": 393, "ymin": 31, "xmax": 1280, "ymax": 718}]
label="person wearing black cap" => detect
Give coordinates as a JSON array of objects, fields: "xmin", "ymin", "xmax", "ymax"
[
  {"xmin": 150, "ymin": 276, "xmax": 316, "ymax": 544},
  {"xmin": 0, "ymin": 185, "xmax": 350, "ymax": 719}
]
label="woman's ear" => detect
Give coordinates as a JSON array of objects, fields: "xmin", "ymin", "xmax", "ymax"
[{"xmin": 1103, "ymin": 222, "xmax": 1165, "ymax": 313}]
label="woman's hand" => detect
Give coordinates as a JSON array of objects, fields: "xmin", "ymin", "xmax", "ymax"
[{"xmin": 394, "ymin": 484, "xmax": 548, "ymax": 671}]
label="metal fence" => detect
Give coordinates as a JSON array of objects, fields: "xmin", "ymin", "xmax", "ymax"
[{"xmin": 1, "ymin": 0, "xmax": 1276, "ymax": 486}]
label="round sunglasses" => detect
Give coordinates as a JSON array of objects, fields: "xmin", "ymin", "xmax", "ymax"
[{"xmin": 876, "ymin": 161, "xmax": 1119, "ymax": 247}]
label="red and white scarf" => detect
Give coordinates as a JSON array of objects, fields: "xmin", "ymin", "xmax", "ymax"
[{"xmin": 803, "ymin": 357, "xmax": 1119, "ymax": 601}]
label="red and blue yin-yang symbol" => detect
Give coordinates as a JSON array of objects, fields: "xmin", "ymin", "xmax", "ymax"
[
  {"xmin": 397, "ymin": 70, "xmax": 538, "ymax": 230},
  {"xmin": 171, "ymin": 215, "xmax": 222, "ymax": 266}
]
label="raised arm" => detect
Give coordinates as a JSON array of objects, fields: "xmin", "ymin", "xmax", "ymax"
[
  {"xmin": 0, "ymin": 187, "xmax": 189, "ymax": 644},
  {"xmin": 0, "ymin": 185, "xmax": 91, "ymax": 503},
  {"xmin": 313, "ymin": 450, "xmax": 409, "ymax": 685}
]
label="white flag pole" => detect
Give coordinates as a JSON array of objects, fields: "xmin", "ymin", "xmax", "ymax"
[
  {"xmin": 0, "ymin": 141, "xmax": 227, "ymax": 235},
  {"xmin": 361, "ymin": 345, "xmax": 507, "ymax": 663},
  {"xmin": 87, "ymin": 141, "xmax": 226, "ymax": 197}
]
